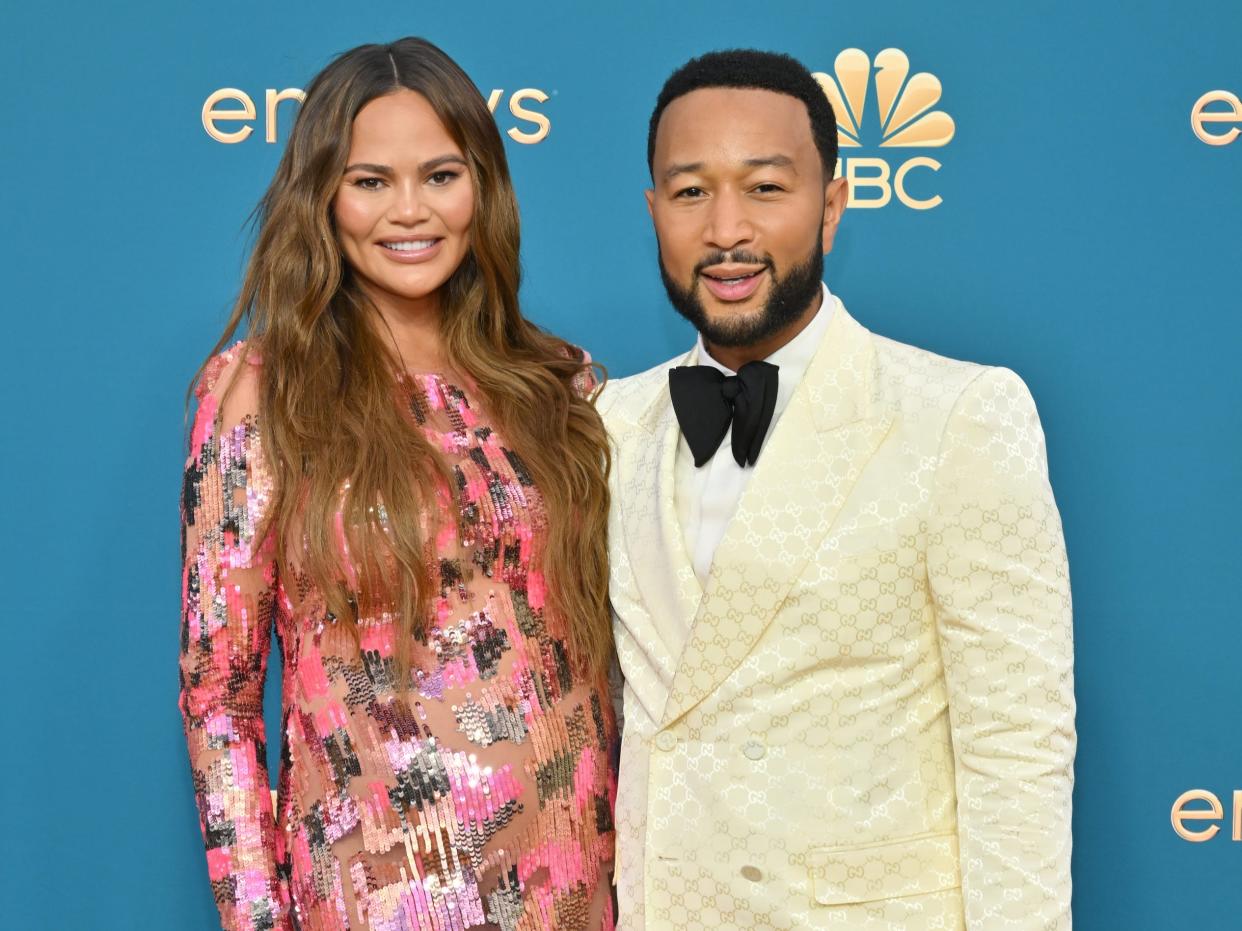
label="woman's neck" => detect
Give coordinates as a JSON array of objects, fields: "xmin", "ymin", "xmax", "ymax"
[{"xmin": 365, "ymin": 285, "xmax": 449, "ymax": 373}]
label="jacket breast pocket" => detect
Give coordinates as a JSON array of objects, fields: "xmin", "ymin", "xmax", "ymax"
[{"xmin": 807, "ymin": 831, "xmax": 961, "ymax": 906}]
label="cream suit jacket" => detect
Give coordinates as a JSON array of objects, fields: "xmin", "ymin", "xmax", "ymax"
[{"xmin": 599, "ymin": 297, "xmax": 1075, "ymax": 930}]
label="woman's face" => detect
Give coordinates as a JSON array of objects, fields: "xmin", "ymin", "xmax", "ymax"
[{"xmin": 333, "ymin": 89, "xmax": 475, "ymax": 314}]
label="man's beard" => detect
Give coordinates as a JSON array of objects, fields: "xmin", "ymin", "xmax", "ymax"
[{"xmin": 658, "ymin": 235, "xmax": 824, "ymax": 349}]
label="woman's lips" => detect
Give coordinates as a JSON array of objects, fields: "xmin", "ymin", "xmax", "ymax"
[
  {"xmin": 376, "ymin": 238, "xmax": 443, "ymax": 263},
  {"xmin": 700, "ymin": 267, "xmax": 767, "ymax": 302}
]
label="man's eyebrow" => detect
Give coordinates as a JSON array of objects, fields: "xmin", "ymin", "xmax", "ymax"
[
  {"xmin": 744, "ymin": 154, "xmax": 795, "ymax": 171},
  {"xmin": 661, "ymin": 155, "xmax": 797, "ymax": 183},
  {"xmin": 343, "ymin": 154, "xmax": 467, "ymax": 174},
  {"xmin": 662, "ymin": 161, "xmax": 704, "ymax": 183}
]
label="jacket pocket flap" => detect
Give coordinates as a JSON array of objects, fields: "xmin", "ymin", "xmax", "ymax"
[{"xmin": 807, "ymin": 832, "xmax": 961, "ymax": 906}]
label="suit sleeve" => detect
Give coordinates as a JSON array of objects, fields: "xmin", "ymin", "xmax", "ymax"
[
  {"xmin": 179, "ymin": 355, "xmax": 290, "ymax": 931},
  {"xmin": 927, "ymin": 366, "xmax": 1076, "ymax": 930}
]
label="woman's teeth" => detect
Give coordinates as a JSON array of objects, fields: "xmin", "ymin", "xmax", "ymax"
[{"xmin": 382, "ymin": 240, "xmax": 436, "ymax": 251}]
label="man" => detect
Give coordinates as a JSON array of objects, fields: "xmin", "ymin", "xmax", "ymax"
[{"xmin": 599, "ymin": 50, "xmax": 1075, "ymax": 930}]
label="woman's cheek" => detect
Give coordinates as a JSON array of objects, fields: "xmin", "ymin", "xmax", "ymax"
[{"xmin": 332, "ymin": 191, "xmax": 372, "ymax": 239}]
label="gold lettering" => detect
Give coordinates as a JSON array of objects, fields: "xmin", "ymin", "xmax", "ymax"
[
  {"xmin": 202, "ymin": 88, "xmax": 256, "ymax": 144},
  {"xmin": 265, "ymin": 88, "xmax": 306, "ymax": 143},
  {"xmin": 508, "ymin": 89, "xmax": 551, "ymax": 144},
  {"xmin": 205, "ymin": 85, "xmax": 546, "ymax": 145},
  {"xmin": 845, "ymin": 157, "xmax": 891, "ymax": 209},
  {"xmin": 1191, "ymin": 90, "xmax": 1242, "ymax": 146},
  {"xmin": 1171, "ymin": 789, "xmax": 1223, "ymax": 842},
  {"xmin": 895, "ymin": 156, "xmax": 942, "ymax": 209}
]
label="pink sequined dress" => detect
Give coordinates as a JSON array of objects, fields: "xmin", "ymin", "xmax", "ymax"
[{"xmin": 179, "ymin": 343, "xmax": 617, "ymax": 931}]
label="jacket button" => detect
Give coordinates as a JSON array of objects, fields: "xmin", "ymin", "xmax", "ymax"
[
  {"xmin": 742, "ymin": 740, "xmax": 766, "ymax": 761},
  {"xmin": 654, "ymin": 732, "xmax": 677, "ymax": 752},
  {"xmin": 740, "ymin": 865, "xmax": 763, "ymax": 882}
]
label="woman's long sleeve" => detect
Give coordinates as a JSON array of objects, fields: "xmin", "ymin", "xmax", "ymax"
[{"xmin": 179, "ymin": 352, "xmax": 290, "ymax": 931}]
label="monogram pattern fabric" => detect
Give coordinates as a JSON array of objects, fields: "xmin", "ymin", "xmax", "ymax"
[{"xmin": 600, "ymin": 298, "xmax": 1075, "ymax": 930}]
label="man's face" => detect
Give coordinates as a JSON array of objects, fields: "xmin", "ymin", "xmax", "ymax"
[{"xmin": 646, "ymin": 87, "xmax": 847, "ymax": 348}]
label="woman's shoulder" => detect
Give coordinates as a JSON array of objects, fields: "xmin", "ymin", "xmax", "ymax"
[
  {"xmin": 554, "ymin": 341, "xmax": 600, "ymax": 398},
  {"xmin": 193, "ymin": 340, "xmax": 264, "ymax": 428},
  {"xmin": 196, "ymin": 340, "xmax": 261, "ymax": 398}
]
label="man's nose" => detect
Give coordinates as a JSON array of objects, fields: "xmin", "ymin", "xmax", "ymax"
[{"xmin": 703, "ymin": 190, "xmax": 755, "ymax": 251}]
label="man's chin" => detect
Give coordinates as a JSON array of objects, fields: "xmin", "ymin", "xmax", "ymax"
[
  {"xmin": 700, "ymin": 303, "xmax": 764, "ymax": 330},
  {"xmin": 696, "ymin": 310, "xmax": 772, "ymax": 348}
]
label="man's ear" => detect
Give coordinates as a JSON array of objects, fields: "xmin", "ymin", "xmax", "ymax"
[
  {"xmin": 645, "ymin": 187, "xmax": 655, "ymax": 218},
  {"xmin": 822, "ymin": 176, "xmax": 849, "ymax": 253}
]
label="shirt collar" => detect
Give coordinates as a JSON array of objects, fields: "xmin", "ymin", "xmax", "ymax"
[{"xmin": 693, "ymin": 281, "xmax": 834, "ymax": 417}]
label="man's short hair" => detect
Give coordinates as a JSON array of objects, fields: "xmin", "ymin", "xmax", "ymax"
[{"xmin": 647, "ymin": 49, "xmax": 838, "ymax": 182}]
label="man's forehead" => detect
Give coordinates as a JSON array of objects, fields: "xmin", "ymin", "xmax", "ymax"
[{"xmin": 654, "ymin": 87, "xmax": 814, "ymax": 167}]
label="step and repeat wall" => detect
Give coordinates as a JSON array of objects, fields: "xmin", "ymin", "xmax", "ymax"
[{"xmin": 1, "ymin": 0, "xmax": 1238, "ymax": 927}]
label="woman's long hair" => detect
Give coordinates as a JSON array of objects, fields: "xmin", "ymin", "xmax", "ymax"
[{"xmin": 192, "ymin": 37, "xmax": 612, "ymax": 684}]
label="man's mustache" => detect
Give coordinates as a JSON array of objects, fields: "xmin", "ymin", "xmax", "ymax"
[{"xmin": 692, "ymin": 250, "xmax": 773, "ymax": 276}]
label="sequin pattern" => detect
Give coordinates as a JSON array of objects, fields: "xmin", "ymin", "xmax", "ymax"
[{"xmin": 180, "ymin": 343, "xmax": 617, "ymax": 931}]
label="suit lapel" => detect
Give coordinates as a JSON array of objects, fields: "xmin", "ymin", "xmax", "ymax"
[
  {"xmin": 660, "ymin": 300, "xmax": 893, "ymax": 726},
  {"xmin": 611, "ymin": 350, "xmax": 703, "ymax": 713}
]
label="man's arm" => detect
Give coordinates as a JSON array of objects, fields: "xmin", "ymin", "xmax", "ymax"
[{"xmin": 927, "ymin": 366, "xmax": 1076, "ymax": 930}]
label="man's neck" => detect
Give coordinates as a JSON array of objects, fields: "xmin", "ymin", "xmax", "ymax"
[{"xmin": 703, "ymin": 288, "xmax": 824, "ymax": 372}]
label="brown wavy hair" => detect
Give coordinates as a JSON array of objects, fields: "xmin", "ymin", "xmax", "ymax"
[{"xmin": 192, "ymin": 37, "xmax": 612, "ymax": 684}]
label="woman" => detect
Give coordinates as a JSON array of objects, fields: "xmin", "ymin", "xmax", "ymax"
[{"xmin": 179, "ymin": 38, "xmax": 616, "ymax": 931}]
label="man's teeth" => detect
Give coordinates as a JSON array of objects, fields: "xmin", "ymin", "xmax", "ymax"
[{"xmin": 382, "ymin": 240, "xmax": 436, "ymax": 251}]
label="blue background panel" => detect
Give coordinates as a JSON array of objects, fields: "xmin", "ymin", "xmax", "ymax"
[{"xmin": 0, "ymin": 1, "xmax": 1238, "ymax": 927}]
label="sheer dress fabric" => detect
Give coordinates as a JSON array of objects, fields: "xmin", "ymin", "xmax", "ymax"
[{"xmin": 179, "ymin": 343, "xmax": 617, "ymax": 931}]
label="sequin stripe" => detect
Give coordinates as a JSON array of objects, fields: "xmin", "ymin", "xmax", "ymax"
[
  {"xmin": 455, "ymin": 451, "xmax": 528, "ymax": 577},
  {"xmin": 451, "ymin": 682, "xmax": 529, "ymax": 748},
  {"xmin": 287, "ymin": 848, "xmax": 350, "ymax": 931},
  {"xmin": 429, "ymin": 386, "xmax": 542, "ymax": 583},
  {"xmin": 526, "ymin": 702, "xmax": 587, "ymax": 808},
  {"xmin": 350, "ymin": 819, "xmax": 489, "ymax": 930},
  {"xmin": 357, "ymin": 865, "xmax": 485, "ymax": 931},
  {"xmin": 472, "ymin": 743, "xmax": 612, "ymax": 876}
]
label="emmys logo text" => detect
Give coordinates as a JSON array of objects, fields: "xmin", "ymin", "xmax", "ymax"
[
  {"xmin": 1191, "ymin": 90, "xmax": 1241, "ymax": 145},
  {"xmin": 1170, "ymin": 789, "xmax": 1242, "ymax": 841},
  {"xmin": 202, "ymin": 87, "xmax": 552, "ymax": 145},
  {"xmin": 813, "ymin": 48, "xmax": 955, "ymax": 210}
]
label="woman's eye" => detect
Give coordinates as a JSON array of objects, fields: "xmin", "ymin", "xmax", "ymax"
[
  {"xmin": 353, "ymin": 177, "xmax": 385, "ymax": 191},
  {"xmin": 428, "ymin": 170, "xmax": 459, "ymax": 186}
]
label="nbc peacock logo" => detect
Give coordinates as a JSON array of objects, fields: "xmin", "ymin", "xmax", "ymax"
[{"xmin": 813, "ymin": 48, "xmax": 955, "ymax": 210}]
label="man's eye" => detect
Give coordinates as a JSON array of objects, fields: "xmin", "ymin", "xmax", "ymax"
[
  {"xmin": 753, "ymin": 183, "xmax": 783, "ymax": 194},
  {"xmin": 674, "ymin": 187, "xmax": 705, "ymax": 199},
  {"xmin": 428, "ymin": 170, "xmax": 460, "ymax": 186}
]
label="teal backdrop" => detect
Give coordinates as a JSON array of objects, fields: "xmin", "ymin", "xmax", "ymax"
[{"xmin": 1, "ymin": 0, "xmax": 1239, "ymax": 927}]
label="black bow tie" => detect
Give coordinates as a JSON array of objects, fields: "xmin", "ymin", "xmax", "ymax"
[{"xmin": 669, "ymin": 360, "xmax": 779, "ymax": 468}]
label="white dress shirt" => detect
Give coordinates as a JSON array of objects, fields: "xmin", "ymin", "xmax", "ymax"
[{"xmin": 674, "ymin": 282, "xmax": 835, "ymax": 603}]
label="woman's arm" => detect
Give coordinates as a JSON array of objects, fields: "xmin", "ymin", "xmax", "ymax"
[{"xmin": 179, "ymin": 347, "xmax": 289, "ymax": 931}]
